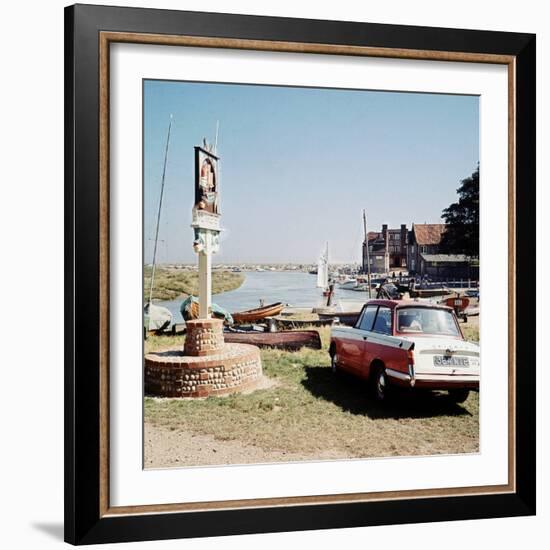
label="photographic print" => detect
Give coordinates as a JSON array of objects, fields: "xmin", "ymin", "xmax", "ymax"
[
  {"xmin": 142, "ymin": 80, "xmax": 481, "ymax": 469},
  {"xmin": 65, "ymin": 5, "xmax": 536, "ymax": 543}
]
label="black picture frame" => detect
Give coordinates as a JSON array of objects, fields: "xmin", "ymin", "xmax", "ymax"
[{"xmin": 65, "ymin": 3, "xmax": 536, "ymax": 545}]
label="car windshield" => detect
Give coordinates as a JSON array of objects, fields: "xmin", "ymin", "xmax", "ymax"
[{"xmin": 396, "ymin": 307, "xmax": 460, "ymax": 337}]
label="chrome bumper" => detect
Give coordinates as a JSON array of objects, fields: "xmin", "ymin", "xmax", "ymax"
[{"xmin": 385, "ymin": 368, "xmax": 479, "ymax": 388}]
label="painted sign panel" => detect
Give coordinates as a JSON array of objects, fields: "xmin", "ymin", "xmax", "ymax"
[{"xmin": 194, "ymin": 145, "xmax": 219, "ymax": 215}]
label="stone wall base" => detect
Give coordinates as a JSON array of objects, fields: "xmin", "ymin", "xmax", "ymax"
[
  {"xmin": 184, "ymin": 318, "xmax": 225, "ymax": 356},
  {"xmin": 145, "ymin": 343, "xmax": 262, "ymax": 398}
]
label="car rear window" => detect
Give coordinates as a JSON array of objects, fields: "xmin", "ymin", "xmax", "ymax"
[
  {"xmin": 372, "ymin": 307, "xmax": 392, "ymax": 335},
  {"xmin": 397, "ymin": 307, "xmax": 460, "ymax": 337}
]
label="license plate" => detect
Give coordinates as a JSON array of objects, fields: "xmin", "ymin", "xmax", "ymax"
[{"xmin": 433, "ymin": 355, "xmax": 469, "ymax": 367}]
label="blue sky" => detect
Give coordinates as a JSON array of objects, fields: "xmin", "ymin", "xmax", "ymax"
[{"xmin": 144, "ymin": 80, "xmax": 478, "ymax": 264}]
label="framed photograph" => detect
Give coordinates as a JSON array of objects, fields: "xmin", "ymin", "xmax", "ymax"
[{"xmin": 65, "ymin": 4, "xmax": 536, "ymax": 545}]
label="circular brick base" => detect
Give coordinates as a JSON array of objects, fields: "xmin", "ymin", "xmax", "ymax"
[{"xmin": 145, "ymin": 343, "xmax": 263, "ymax": 398}]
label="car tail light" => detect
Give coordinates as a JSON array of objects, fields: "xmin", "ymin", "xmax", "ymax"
[{"xmin": 407, "ymin": 349, "xmax": 415, "ymax": 386}]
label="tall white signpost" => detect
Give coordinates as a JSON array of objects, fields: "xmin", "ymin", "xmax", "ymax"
[
  {"xmin": 144, "ymin": 133, "xmax": 263, "ymax": 400},
  {"xmin": 198, "ymin": 247, "xmax": 212, "ymax": 319},
  {"xmin": 191, "ymin": 139, "xmax": 221, "ymax": 319}
]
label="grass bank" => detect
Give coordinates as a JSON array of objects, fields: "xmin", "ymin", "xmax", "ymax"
[
  {"xmin": 459, "ymin": 315, "xmax": 479, "ymax": 342},
  {"xmin": 144, "ymin": 266, "xmax": 244, "ymax": 301},
  {"xmin": 144, "ymin": 327, "xmax": 479, "ymax": 465}
]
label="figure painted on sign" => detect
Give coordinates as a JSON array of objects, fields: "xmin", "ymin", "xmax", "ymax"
[
  {"xmin": 200, "ymin": 159, "xmax": 215, "ymax": 193},
  {"xmin": 198, "ymin": 158, "xmax": 219, "ymax": 214}
]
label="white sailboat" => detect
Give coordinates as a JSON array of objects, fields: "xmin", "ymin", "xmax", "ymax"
[
  {"xmin": 144, "ymin": 115, "xmax": 174, "ymax": 332},
  {"xmin": 316, "ymin": 242, "xmax": 329, "ymax": 290}
]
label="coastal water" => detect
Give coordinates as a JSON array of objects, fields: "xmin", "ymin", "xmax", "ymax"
[{"xmin": 159, "ymin": 270, "xmax": 367, "ymax": 324}]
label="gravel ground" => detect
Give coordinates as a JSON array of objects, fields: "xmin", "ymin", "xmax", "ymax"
[{"xmin": 144, "ymin": 423, "xmax": 351, "ymax": 468}]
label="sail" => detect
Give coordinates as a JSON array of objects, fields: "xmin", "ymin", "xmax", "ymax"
[{"xmin": 317, "ymin": 243, "xmax": 329, "ymax": 288}]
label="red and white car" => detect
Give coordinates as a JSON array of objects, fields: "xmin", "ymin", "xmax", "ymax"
[{"xmin": 329, "ymin": 299, "xmax": 480, "ymax": 402}]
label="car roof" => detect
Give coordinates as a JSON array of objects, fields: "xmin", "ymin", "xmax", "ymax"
[{"xmin": 363, "ymin": 299, "xmax": 453, "ymax": 311}]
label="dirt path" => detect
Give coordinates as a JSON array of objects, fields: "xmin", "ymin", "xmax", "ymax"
[{"xmin": 144, "ymin": 422, "xmax": 351, "ymax": 468}]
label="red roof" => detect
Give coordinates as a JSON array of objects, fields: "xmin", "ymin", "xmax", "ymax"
[
  {"xmin": 413, "ymin": 224, "xmax": 446, "ymax": 246},
  {"xmin": 367, "ymin": 231, "xmax": 381, "ymax": 241}
]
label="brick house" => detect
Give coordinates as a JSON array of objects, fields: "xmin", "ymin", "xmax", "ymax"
[
  {"xmin": 407, "ymin": 224, "xmax": 446, "ymax": 274},
  {"xmin": 362, "ymin": 224, "xmax": 408, "ymax": 273}
]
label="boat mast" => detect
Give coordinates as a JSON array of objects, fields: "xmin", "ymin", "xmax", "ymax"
[
  {"xmin": 148, "ymin": 114, "xmax": 173, "ymax": 306},
  {"xmin": 363, "ymin": 209, "xmax": 372, "ymax": 298},
  {"xmin": 326, "ymin": 241, "xmax": 329, "ymax": 287}
]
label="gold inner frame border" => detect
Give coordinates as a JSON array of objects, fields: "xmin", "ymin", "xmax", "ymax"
[{"xmin": 98, "ymin": 31, "xmax": 516, "ymax": 518}]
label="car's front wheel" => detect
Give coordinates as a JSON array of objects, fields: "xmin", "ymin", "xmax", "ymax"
[{"xmin": 448, "ymin": 389, "xmax": 470, "ymax": 403}]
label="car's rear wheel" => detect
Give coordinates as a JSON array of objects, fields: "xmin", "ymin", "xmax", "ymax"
[
  {"xmin": 331, "ymin": 352, "xmax": 339, "ymax": 375},
  {"xmin": 448, "ymin": 389, "xmax": 470, "ymax": 403},
  {"xmin": 372, "ymin": 365, "xmax": 390, "ymax": 402}
]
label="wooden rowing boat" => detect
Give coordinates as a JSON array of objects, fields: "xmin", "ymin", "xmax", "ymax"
[
  {"xmin": 409, "ymin": 288, "xmax": 450, "ymax": 298},
  {"xmin": 273, "ymin": 317, "xmax": 334, "ymax": 329},
  {"xmin": 180, "ymin": 296, "xmax": 234, "ymax": 324},
  {"xmin": 232, "ymin": 302, "xmax": 285, "ymax": 324},
  {"xmin": 317, "ymin": 311, "xmax": 361, "ymax": 327},
  {"xmin": 224, "ymin": 330, "xmax": 321, "ymax": 350}
]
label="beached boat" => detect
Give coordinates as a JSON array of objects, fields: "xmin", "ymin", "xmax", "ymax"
[
  {"xmin": 144, "ymin": 302, "xmax": 172, "ymax": 332},
  {"xmin": 223, "ymin": 330, "xmax": 321, "ymax": 350},
  {"xmin": 232, "ymin": 302, "xmax": 285, "ymax": 324},
  {"xmin": 273, "ymin": 317, "xmax": 334, "ymax": 329},
  {"xmin": 352, "ymin": 282, "xmax": 373, "ymax": 292},
  {"xmin": 338, "ymin": 278, "xmax": 357, "ymax": 290},
  {"xmin": 409, "ymin": 288, "xmax": 450, "ymax": 298},
  {"xmin": 180, "ymin": 296, "xmax": 234, "ymax": 324},
  {"xmin": 317, "ymin": 311, "xmax": 361, "ymax": 327}
]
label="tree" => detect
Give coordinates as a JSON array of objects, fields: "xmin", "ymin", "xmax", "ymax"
[{"xmin": 440, "ymin": 166, "xmax": 479, "ymax": 257}]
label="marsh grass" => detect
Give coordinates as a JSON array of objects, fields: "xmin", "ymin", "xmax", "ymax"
[
  {"xmin": 460, "ymin": 323, "xmax": 479, "ymax": 343},
  {"xmin": 144, "ymin": 266, "xmax": 244, "ymax": 301}
]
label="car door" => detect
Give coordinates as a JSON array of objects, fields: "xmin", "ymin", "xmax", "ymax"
[
  {"xmin": 345, "ymin": 304, "xmax": 378, "ymax": 376},
  {"xmin": 362, "ymin": 306, "xmax": 393, "ymax": 377}
]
